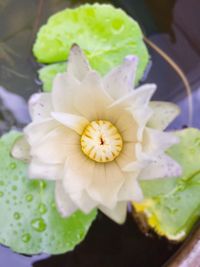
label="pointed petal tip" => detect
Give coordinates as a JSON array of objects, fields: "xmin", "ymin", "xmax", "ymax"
[
  {"xmin": 55, "ymin": 181, "xmax": 77, "ymax": 217},
  {"xmin": 70, "ymin": 43, "xmax": 82, "ymax": 53},
  {"xmin": 124, "ymin": 55, "xmax": 138, "ymax": 64},
  {"xmin": 99, "ymin": 202, "xmax": 128, "ymax": 224},
  {"xmin": 68, "ymin": 44, "xmax": 91, "ymax": 81},
  {"xmin": 11, "ymin": 135, "xmax": 30, "ymax": 162}
]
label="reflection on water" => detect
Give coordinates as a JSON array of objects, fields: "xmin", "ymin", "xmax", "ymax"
[{"xmin": 0, "ymin": 0, "xmax": 200, "ymax": 267}]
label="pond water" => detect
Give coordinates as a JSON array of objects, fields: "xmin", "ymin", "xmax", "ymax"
[{"xmin": 0, "ymin": 0, "xmax": 200, "ymax": 266}]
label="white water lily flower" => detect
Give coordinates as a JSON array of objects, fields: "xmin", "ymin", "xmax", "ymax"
[{"xmin": 12, "ymin": 45, "xmax": 182, "ymax": 224}]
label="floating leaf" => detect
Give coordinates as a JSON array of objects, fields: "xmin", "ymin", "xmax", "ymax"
[
  {"xmin": 33, "ymin": 4, "xmax": 149, "ymax": 91},
  {"xmin": 38, "ymin": 62, "xmax": 66, "ymax": 92},
  {"xmin": 133, "ymin": 128, "xmax": 200, "ymax": 241},
  {"xmin": 0, "ymin": 131, "xmax": 96, "ymax": 255}
]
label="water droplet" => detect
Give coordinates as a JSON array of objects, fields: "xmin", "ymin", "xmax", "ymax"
[
  {"xmin": 13, "ymin": 212, "xmax": 21, "ymax": 220},
  {"xmin": 31, "ymin": 218, "xmax": 46, "ymax": 232},
  {"xmin": 10, "ymin": 162, "xmax": 16, "ymax": 169},
  {"xmin": 111, "ymin": 19, "xmax": 124, "ymax": 33},
  {"xmin": 25, "ymin": 194, "xmax": 33, "ymax": 202},
  {"xmin": 0, "ymin": 181, "xmax": 5, "ymax": 186},
  {"xmin": 12, "ymin": 185, "xmax": 17, "ymax": 191},
  {"xmin": 0, "ymin": 191, "xmax": 4, "ymax": 197},
  {"xmin": 38, "ymin": 203, "xmax": 47, "ymax": 215},
  {"xmin": 40, "ymin": 181, "xmax": 46, "ymax": 189},
  {"xmin": 22, "ymin": 233, "xmax": 31, "ymax": 243}
]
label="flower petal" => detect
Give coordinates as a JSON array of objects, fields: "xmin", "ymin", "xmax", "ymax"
[
  {"xmin": 99, "ymin": 202, "xmax": 127, "ymax": 224},
  {"xmin": 11, "ymin": 135, "xmax": 30, "ymax": 161},
  {"xmin": 139, "ymin": 154, "xmax": 182, "ymax": 180},
  {"xmin": 28, "ymin": 159, "xmax": 63, "ymax": 180},
  {"xmin": 148, "ymin": 101, "xmax": 180, "ymax": 130},
  {"xmin": 29, "ymin": 93, "xmax": 53, "ymax": 122},
  {"xmin": 67, "ymin": 44, "xmax": 91, "ymax": 81},
  {"xmin": 103, "ymin": 56, "xmax": 138, "ymax": 100},
  {"xmin": 114, "ymin": 110, "xmax": 138, "ymax": 142},
  {"xmin": 63, "ymin": 153, "xmax": 95, "ymax": 195},
  {"xmin": 142, "ymin": 128, "xmax": 179, "ymax": 156},
  {"xmin": 31, "ymin": 126, "xmax": 79, "ymax": 164},
  {"xmin": 24, "ymin": 119, "xmax": 59, "ymax": 146},
  {"xmin": 87, "ymin": 162, "xmax": 125, "ymax": 209},
  {"xmin": 130, "ymin": 106, "xmax": 153, "ymax": 141},
  {"xmin": 118, "ymin": 175, "xmax": 143, "ymax": 202},
  {"xmin": 116, "ymin": 143, "xmax": 138, "ymax": 169},
  {"xmin": 51, "ymin": 112, "xmax": 89, "ymax": 135},
  {"xmin": 55, "ymin": 181, "xmax": 77, "ymax": 217},
  {"xmin": 109, "ymin": 84, "xmax": 156, "ymax": 110},
  {"xmin": 52, "ymin": 72, "xmax": 80, "ymax": 113},
  {"xmin": 67, "ymin": 190, "xmax": 97, "ymax": 214},
  {"xmin": 74, "ymin": 71, "xmax": 113, "ymax": 121}
]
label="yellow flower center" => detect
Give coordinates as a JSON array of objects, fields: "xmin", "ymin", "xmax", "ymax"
[{"xmin": 81, "ymin": 120, "xmax": 123, "ymax": 163}]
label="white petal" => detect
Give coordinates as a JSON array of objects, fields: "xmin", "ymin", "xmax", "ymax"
[
  {"xmin": 118, "ymin": 175, "xmax": 143, "ymax": 202},
  {"xmin": 63, "ymin": 153, "xmax": 95, "ymax": 195},
  {"xmin": 67, "ymin": 190, "xmax": 97, "ymax": 214},
  {"xmin": 29, "ymin": 93, "xmax": 53, "ymax": 122},
  {"xmin": 109, "ymin": 84, "xmax": 156, "ymax": 110},
  {"xmin": 52, "ymin": 72, "xmax": 80, "ymax": 113},
  {"xmin": 74, "ymin": 71, "xmax": 113, "ymax": 121},
  {"xmin": 11, "ymin": 135, "xmax": 30, "ymax": 161},
  {"xmin": 55, "ymin": 181, "xmax": 77, "ymax": 217},
  {"xmin": 67, "ymin": 44, "xmax": 91, "ymax": 81},
  {"xmin": 142, "ymin": 128, "xmax": 179, "ymax": 156},
  {"xmin": 114, "ymin": 110, "xmax": 138, "ymax": 142},
  {"xmin": 103, "ymin": 56, "xmax": 138, "ymax": 100},
  {"xmin": 87, "ymin": 162, "xmax": 125, "ymax": 209},
  {"xmin": 139, "ymin": 154, "xmax": 182, "ymax": 180},
  {"xmin": 116, "ymin": 143, "xmax": 138, "ymax": 171},
  {"xmin": 31, "ymin": 126, "xmax": 79, "ymax": 164},
  {"xmin": 99, "ymin": 202, "xmax": 127, "ymax": 224},
  {"xmin": 28, "ymin": 159, "xmax": 63, "ymax": 180},
  {"xmin": 24, "ymin": 119, "xmax": 59, "ymax": 146},
  {"xmin": 130, "ymin": 106, "xmax": 153, "ymax": 141},
  {"xmin": 148, "ymin": 101, "xmax": 180, "ymax": 130},
  {"xmin": 51, "ymin": 112, "xmax": 89, "ymax": 135}
]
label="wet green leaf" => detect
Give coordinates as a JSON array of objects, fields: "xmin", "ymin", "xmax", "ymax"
[
  {"xmin": 133, "ymin": 128, "xmax": 200, "ymax": 241},
  {"xmin": 0, "ymin": 131, "xmax": 96, "ymax": 255},
  {"xmin": 34, "ymin": 4, "xmax": 149, "ymax": 91},
  {"xmin": 38, "ymin": 62, "xmax": 66, "ymax": 92}
]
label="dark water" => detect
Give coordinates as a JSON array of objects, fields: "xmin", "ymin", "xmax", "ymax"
[{"xmin": 0, "ymin": 0, "xmax": 200, "ymax": 266}]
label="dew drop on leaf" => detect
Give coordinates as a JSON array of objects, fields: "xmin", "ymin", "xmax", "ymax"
[
  {"xmin": 40, "ymin": 181, "xmax": 46, "ymax": 189},
  {"xmin": 31, "ymin": 218, "xmax": 47, "ymax": 232},
  {"xmin": 25, "ymin": 194, "xmax": 33, "ymax": 202},
  {"xmin": 38, "ymin": 203, "xmax": 47, "ymax": 215},
  {"xmin": 9, "ymin": 162, "xmax": 16, "ymax": 169},
  {"xmin": 12, "ymin": 185, "xmax": 17, "ymax": 191},
  {"xmin": 22, "ymin": 233, "xmax": 31, "ymax": 243},
  {"xmin": 13, "ymin": 212, "xmax": 21, "ymax": 220}
]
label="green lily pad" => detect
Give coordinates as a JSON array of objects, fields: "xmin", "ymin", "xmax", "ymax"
[
  {"xmin": 133, "ymin": 128, "xmax": 200, "ymax": 241},
  {"xmin": 33, "ymin": 4, "xmax": 149, "ymax": 91},
  {"xmin": 38, "ymin": 62, "xmax": 67, "ymax": 92},
  {"xmin": 0, "ymin": 131, "xmax": 96, "ymax": 255}
]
